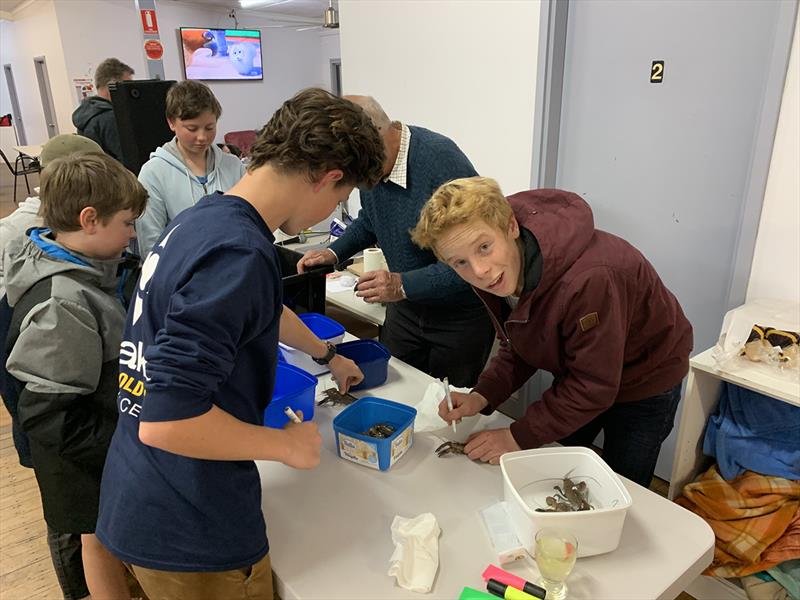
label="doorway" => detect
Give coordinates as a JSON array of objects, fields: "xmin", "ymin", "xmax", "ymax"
[
  {"xmin": 3, "ymin": 64, "xmax": 27, "ymax": 145},
  {"xmin": 33, "ymin": 56, "xmax": 59, "ymax": 139}
]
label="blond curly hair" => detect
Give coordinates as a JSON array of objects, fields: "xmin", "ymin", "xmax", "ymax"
[{"xmin": 412, "ymin": 176, "xmax": 513, "ymax": 253}]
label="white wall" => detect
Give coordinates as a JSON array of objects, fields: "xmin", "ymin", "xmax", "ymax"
[
  {"xmin": 746, "ymin": 12, "xmax": 800, "ymax": 304},
  {"xmin": 1, "ymin": 0, "xmax": 333, "ymax": 157},
  {"xmin": 50, "ymin": 0, "xmax": 329, "ymax": 136},
  {"xmin": 54, "ymin": 0, "xmax": 147, "ymax": 99},
  {"xmin": 0, "ymin": 20, "xmax": 16, "ymax": 158},
  {"xmin": 0, "ymin": 0, "xmax": 72, "ymax": 153},
  {"xmin": 338, "ymin": 0, "xmax": 540, "ymax": 194},
  {"xmin": 319, "ymin": 31, "xmax": 340, "ymax": 93}
]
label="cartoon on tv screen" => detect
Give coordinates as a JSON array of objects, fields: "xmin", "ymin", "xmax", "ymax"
[{"xmin": 180, "ymin": 28, "xmax": 263, "ymax": 81}]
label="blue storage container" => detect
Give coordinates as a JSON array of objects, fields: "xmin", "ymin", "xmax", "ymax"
[
  {"xmin": 299, "ymin": 312, "xmax": 345, "ymax": 340},
  {"xmin": 335, "ymin": 340, "xmax": 391, "ymax": 391},
  {"xmin": 264, "ymin": 363, "xmax": 317, "ymax": 428},
  {"xmin": 279, "ymin": 313, "xmax": 345, "ymax": 376},
  {"xmin": 332, "ymin": 397, "xmax": 416, "ymax": 471}
]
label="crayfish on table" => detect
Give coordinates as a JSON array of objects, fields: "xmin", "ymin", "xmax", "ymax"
[
  {"xmin": 317, "ymin": 388, "xmax": 358, "ymax": 407},
  {"xmin": 535, "ymin": 470, "xmax": 593, "ymax": 512},
  {"xmin": 434, "ymin": 441, "xmax": 466, "ymax": 457}
]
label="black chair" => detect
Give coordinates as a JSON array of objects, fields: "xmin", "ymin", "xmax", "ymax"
[{"xmin": 0, "ymin": 148, "xmax": 41, "ymax": 204}]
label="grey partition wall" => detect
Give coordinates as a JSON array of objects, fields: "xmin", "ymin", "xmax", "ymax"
[{"xmin": 527, "ymin": 0, "xmax": 798, "ymax": 479}]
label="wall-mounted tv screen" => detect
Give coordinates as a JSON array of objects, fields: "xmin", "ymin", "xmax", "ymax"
[{"xmin": 180, "ymin": 28, "xmax": 263, "ymax": 81}]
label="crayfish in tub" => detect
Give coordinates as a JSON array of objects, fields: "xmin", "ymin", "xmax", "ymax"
[{"xmin": 535, "ymin": 469, "xmax": 593, "ymax": 512}]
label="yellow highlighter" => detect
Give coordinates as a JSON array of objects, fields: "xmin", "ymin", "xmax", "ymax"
[{"xmin": 486, "ymin": 579, "xmax": 543, "ymax": 600}]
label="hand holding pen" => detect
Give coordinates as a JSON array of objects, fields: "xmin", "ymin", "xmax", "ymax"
[{"xmin": 281, "ymin": 407, "xmax": 321, "ymax": 469}]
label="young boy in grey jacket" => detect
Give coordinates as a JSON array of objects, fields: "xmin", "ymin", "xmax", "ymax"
[
  {"xmin": 5, "ymin": 153, "xmax": 148, "ymax": 599},
  {"xmin": 1, "ymin": 134, "xmax": 104, "ymax": 476},
  {"xmin": 135, "ymin": 80, "xmax": 245, "ymax": 256}
]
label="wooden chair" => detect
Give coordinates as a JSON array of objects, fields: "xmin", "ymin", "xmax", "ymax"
[{"xmin": 0, "ymin": 148, "xmax": 41, "ymax": 204}]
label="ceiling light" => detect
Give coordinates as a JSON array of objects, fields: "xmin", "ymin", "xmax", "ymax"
[
  {"xmin": 239, "ymin": 0, "xmax": 293, "ymax": 8},
  {"xmin": 323, "ymin": 0, "xmax": 339, "ymax": 28}
]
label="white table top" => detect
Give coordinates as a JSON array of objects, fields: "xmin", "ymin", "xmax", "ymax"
[
  {"xmin": 257, "ymin": 354, "xmax": 714, "ymax": 600},
  {"xmin": 12, "ymin": 144, "xmax": 43, "ymax": 159},
  {"xmin": 690, "ymin": 347, "xmax": 800, "ymax": 406},
  {"xmin": 326, "ymin": 283, "xmax": 387, "ymax": 327}
]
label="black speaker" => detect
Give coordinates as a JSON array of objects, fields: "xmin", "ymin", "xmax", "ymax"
[{"xmin": 110, "ymin": 79, "xmax": 176, "ymax": 175}]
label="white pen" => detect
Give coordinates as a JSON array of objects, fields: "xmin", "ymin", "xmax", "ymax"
[
  {"xmin": 284, "ymin": 406, "xmax": 303, "ymax": 424},
  {"xmin": 443, "ymin": 377, "xmax": 457, "ymax": 433}
]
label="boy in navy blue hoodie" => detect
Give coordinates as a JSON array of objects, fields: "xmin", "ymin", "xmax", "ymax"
[{"xmin": 96, "ymin": 88, "xmax": 385, "ymax": 599}]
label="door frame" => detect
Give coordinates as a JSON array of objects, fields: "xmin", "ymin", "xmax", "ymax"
[
  {"xmin": 3, "ymin": 64, "xmax": 27, "ymax": 145},
  {"xmin": 530, "ymin": 0, "xmax": 798, "ymax": 309},
  {"xmin": 33, "ymin": 55, "xmax": 59, "ymax": 139}
]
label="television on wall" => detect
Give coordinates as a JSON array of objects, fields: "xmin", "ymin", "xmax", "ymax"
[{"xmin": 180, "ymin": 28, "xmax": 263, "ymax": 81}]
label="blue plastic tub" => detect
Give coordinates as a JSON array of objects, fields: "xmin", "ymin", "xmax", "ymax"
[
  {"xmin": 335, "ymin": 340, "xmax": 391, "ymax": 391},
  {"xmin": 332, "ymin": 397, "xmax": 416, "ymax": 471},
  {"xmin": 264, "ymin": 363, "xmax": 317, "ymax": 428},
  {"xmin": 279, "ymin": 313, "xmax": 345, "ymax": 375},
  {"xmin": 299, "ymin": 312, "xmax": 345, "ymax": 340}
]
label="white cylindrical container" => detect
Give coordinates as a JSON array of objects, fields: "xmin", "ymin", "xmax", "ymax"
[{"xmin": 363, "ymin": 247, "xmax": 386, "ymax": 272}]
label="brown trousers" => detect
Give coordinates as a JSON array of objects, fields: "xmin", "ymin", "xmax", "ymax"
[{"xmin": 126, "ymin": 553, "xmax": 273, "ymax": 600}]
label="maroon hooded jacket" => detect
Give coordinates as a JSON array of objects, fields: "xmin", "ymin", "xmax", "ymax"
[{"xmin": 471, "ymin": 189, "xmax": 693, "ymax": 449}]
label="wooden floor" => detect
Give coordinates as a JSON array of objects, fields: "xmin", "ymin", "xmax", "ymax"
[{"xmin": 0, "ymin": 404, "xmax": 62, "ymax": 599}]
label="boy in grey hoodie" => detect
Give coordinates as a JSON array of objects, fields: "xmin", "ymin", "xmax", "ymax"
[
  {"xmin": 5, "ymin": 153, "xmax": 147, "ymax": 599},
  {"xmin": 136, "ymin": 80, "xmax": 245, "ymax": 256}
]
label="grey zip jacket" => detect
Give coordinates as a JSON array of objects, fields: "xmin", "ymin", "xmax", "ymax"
[
  {"xmin": 4, "ymin": 229, "xmax": 130, "ymax": 532},
  {"xmin": 135, "ymin": 138, "xmax": 245, "ymax": 256}
]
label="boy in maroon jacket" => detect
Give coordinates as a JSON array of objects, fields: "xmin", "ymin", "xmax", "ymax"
[{"xmin": 412, "ymin": 176, "xmax": 693, "ymax": 487}]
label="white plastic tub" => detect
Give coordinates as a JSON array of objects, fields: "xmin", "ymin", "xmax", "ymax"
[{"xmin": 500, "ymin": 447, "xmax": 632, "ymax": 557}]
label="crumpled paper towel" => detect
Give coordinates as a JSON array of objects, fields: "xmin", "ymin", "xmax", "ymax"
[
  {"xmin": 387, "ymin": 513, "xmax": 441, "ymax": 593},
  {"xmin": 415, "ymin": 381, "xmax": 482, "ymax": 442}
]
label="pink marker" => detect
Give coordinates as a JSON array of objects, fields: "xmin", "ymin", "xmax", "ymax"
[{"xmin": 482, "ymin": 564, "xmax": 546, "ymax": 599}]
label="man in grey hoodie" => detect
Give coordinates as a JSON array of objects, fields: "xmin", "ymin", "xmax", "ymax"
[{"xmin": 71, "ymin": 58, "xmax": 134, "ymax": 161}]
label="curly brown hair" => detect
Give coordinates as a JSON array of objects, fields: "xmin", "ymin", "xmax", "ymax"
[
  {"xmin": 165, "ymin": 80, "xmax": 222, "ymax": 121},
  {"xmin": 248, "ymin": 88, "xmax": 384, "ymax": 188}
]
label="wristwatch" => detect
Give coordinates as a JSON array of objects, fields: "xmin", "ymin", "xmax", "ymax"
[{"xmin": 312, "ymin": 341, "xmax": 337, "ymax": 365}]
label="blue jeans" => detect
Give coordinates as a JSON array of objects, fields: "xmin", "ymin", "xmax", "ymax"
[{"xmin": 557, "ymin": 384, "xmax": 683, "ymax": 487}]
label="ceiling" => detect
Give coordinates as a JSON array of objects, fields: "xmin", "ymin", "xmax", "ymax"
[
  {"xmin": 0, "ymin": 0, "xmax": 335, "ymax": 22},
  {"xmin": 0, "ymin": 0, "xmax": 26, "ymax": 13},
  {"xmin": 185, "ymin": 0, "xmax": 333, "ymax": 20}
]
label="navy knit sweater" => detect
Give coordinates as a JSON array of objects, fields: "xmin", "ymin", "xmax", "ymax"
[{"xmin": 329, "ymin": 126, "xmax": 479, "ymax": 306}]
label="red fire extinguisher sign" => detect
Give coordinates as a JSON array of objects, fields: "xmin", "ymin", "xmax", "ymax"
[{"xmin": 140, "ymin": 9, "xmax": 159, "ymax": 34}]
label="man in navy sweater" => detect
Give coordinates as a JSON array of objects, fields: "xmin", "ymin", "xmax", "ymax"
[
  {"xmin": 96, "ymin": 88, "xmax": 385, "ymax": 599},
  {"xmin": 298, "ymin": 96, "xmax": 495, "ymax": 387}
]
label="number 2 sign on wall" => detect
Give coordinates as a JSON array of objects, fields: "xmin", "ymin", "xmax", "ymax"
[{"xmin": 651, "ymin": 60, "xmax": 665, "ymax": 84}]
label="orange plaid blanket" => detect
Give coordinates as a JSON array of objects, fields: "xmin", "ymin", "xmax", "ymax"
[{"xmin": 676, "ymin": 465, "xmax": 800, "ymax": 577}]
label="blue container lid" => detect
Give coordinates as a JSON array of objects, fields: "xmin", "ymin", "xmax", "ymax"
[{"xmin": 299, "ymin": 312, "xmax": 345, "ymax": 341}]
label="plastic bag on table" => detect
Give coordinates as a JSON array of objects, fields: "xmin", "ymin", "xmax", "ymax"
[{"xmin": 712, "ymin": 299, "xmax": 800, "ymax": 376}]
